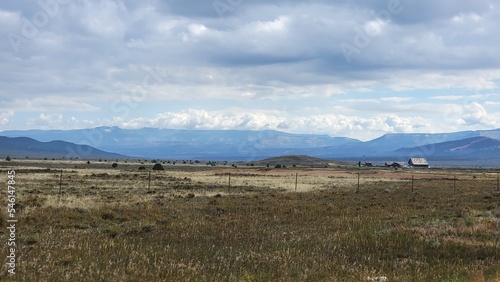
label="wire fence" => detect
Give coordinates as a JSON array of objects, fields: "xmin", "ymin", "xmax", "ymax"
[{"xmin": 9, "ymin": 168, "xmax": 500, "ymax": 199}]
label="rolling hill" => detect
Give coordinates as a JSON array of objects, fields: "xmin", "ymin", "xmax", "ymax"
[
  {"xmin": 252, "ymin": 155, "xmax": 335, "ymax": 167},
  {"xmin": 0, "ymin": 136, "xmax": 128, "ymax": 160}
]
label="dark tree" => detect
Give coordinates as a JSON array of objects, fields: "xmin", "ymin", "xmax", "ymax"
[
  {"xmin": 6, "ymin": 156, "xmax": 11, "ymax": 161},
  {"xmin": 112, "ymin": 163, "xmax": 118, "ymax": 168},
  {"xmin": 152, "ymin": 163, "xmax": 165, "ymax": 171}
]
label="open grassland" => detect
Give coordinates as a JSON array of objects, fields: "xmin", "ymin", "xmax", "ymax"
[{"xmin": 0, "ymin": 160, "xmax": 499, "ymax": 281}]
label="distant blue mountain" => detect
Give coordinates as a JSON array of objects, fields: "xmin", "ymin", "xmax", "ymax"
[
  {"xmin": 0, "ymin": 136, "xmax": 127, "ymax": 160},
  {"xmin": 284, "ymin": 129, "xmax": 499, "ymax": 159},
  {"xmin": 0, "ymin": 127, "xmax": 361, "ymax": 160},
  {"xmin": 1, "ymin": 127, "xmax": 499, "ymax": 162},
  {"xmin": 395, "ymin": 136, "xmax": 500, "ymax": 157}
]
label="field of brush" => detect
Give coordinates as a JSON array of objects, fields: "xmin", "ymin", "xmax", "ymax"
[{"xmin": 0, "ymin": 159, "xmax": 499, "ymax": 281}]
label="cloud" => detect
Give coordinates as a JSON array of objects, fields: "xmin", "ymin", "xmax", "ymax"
[
  {"xmin": 26, "ymin": 113, "xmax": 105, "ymax": 130},
  {"xmin": 27, "ymin": 113, "xmax": 63, "ymax": 128},
  {"xmin": 0, "ymin": 10, "xmax": 20, "ymax": 28},
  {"xmin": 380, "ymin": 97, "xmax": 412, "ymax": 103},
  {"xmin": 118, "ymin": 109, "xmax": 285, "ymax": 131},
  {"xmin": 0, "ymin": 111, "xmax": 14, "ymax": 125},
  {"xmin": 113, "ymin": 108, "xmax": 434, "ymax": 140},
  {"xmin": 458, "ymin": 102, "xmax": 497, "ymax": 126},
  {"xmin": 0, "ymin": 97, "xmax": 99, "ymax": 112},
  {"xmin": 0, "ymin": 0, "xmax": 499, "ymax": 137},
  {"xmin": 430, "ymin": 95, "xmax": 467, "ymax": 101}
]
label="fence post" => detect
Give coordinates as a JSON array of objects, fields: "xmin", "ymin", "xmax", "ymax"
[
  {"xmin": 228, "ymin": 173, "xmax": 231, "ymax": 191},
  {"xmin": 411, "ymin": 175, "xmax": 414, "ymax": 192},
  {"xmin": 295, "ymin": 173, "xmax": 298, "ymax": 192},
  {"xmin": 59, "ymin": 170, "xmax": 63, "ymax": 196},
  {"xmin": 357, "ymin": 173, "xmax": 360, "ymax": 193},
  {"xmin": 148, "ymin": 170, "xmax": 151, "ymax": 190},
  {"xmin": 453, "ymin": 176, "xmax": 456, "ymax": 193},
  {"xmin": 497, "ymin": 173, "xmax": 499, "ymax": 191}
]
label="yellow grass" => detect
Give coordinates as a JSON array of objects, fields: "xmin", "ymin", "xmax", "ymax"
[{"xmin": 0, "ymin": 160, "xmax": 499, "ymax": 281}]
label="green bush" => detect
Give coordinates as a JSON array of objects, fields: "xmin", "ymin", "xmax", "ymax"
[{"xmin": 152, "ymin": 163, "xmax": 164, "ymax": 171}]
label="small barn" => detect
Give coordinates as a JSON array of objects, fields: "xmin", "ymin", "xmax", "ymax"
[{"xmin": 408, "ymin": 158, "xmax": 429, "ymax": 168}]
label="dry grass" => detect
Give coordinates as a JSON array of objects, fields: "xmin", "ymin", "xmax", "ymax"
[{"xmin": 0, "ymin": 161, "xmax": 499, "ymax": 281}]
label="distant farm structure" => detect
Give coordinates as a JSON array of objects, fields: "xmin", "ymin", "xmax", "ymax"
[
  {"xmin": 408, "ymin": 158, "xmax": 429, "ymax": 168},
  {"xmin": 385, "ymin": 162, "xmax": 404, "ymax": 168}
]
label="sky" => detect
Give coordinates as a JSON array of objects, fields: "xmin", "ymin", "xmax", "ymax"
[{"xmin": 1, "ymin": 0, "xmax": 500, "ymax": 141}]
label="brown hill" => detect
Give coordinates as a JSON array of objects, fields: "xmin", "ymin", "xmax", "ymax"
[{"xmin": 253, "ymin": 155, "xmax": 341, "ymax": 167}]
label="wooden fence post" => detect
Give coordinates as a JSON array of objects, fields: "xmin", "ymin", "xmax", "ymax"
[
  {"xmin": 59, "ymin": 170, "xmax": 63, "ymax": 196},
  {"xmin": 148, "ymin": 170, "xmax": 151, "ymax": 190},
  {"xmin": 497, "ymin": 173, "xmax": 499, "ymax": 191},
  {"xmin": 357, "ymin": 173, "xmax": 360, "ymax": 193},
  {"xmin": 295, "ymin": 173, "xmax": 298, "ymax": 192},
  {"xmin": 228, "ymin": 173, "xmax": 231, "ymax": 191},
  {"xmin": 453, "ymin": 176, "xmax": 456, "ymax": 193},
  {"xmin": 411, "ymin": 175, "xmax": 414, "ymax": 192}
]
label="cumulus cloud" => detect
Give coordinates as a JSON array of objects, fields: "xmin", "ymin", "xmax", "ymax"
[
  {"xmin": 458, "ymin": 102, "xmax": 496, "ymax": 126},
  {"xmin": 27, "ymin": 113, "xmax": 64, "ymax": 128},
  {"xmin": 26, "ymin": 113, "xmax": 106, "ymax": 130},
  {"xmin": 112, "ymin": 108, "xmax": 433, "ymax": 140},
  {"xmin": 0, "ymin": 111, "xmax": 14, "ymax": 125},
  {"xmin": 118, "ymin": 109, "xmax": 285, "ymax": 131}
]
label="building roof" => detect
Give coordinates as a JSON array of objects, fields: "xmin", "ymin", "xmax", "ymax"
[{"xmin": 409, "ymin": 158, "xmax": 429, "ymax": 165}]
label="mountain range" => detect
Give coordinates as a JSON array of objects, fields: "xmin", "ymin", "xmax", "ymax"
[
  {"xmin": 1, "ymin": 127, "xmax": 500, "ymax": 165},
  {"xmin": 395, "ymin": 136, "xmax": 500, "ymax": 158},
  {"xmin": 0, "ymin": 136, "xmax": 126, "ymax": 160}
]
